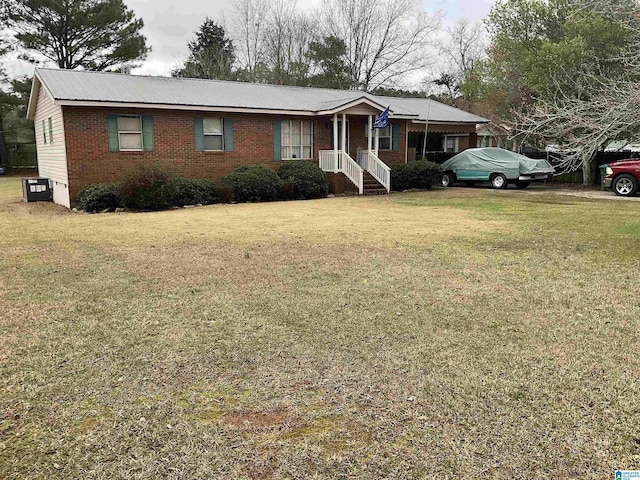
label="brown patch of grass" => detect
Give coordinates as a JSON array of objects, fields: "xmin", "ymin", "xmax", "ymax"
[{"xmin": 225, "ymin": 409, "xmax": 290, "ymax": 430}]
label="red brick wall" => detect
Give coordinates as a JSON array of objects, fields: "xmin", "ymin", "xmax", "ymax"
[
  {"xmin": 63, "ymin": 107, "xmax": 412, "ymax": 200},
  {"xmin": 63, "ymin": 106, "xmax": 336, "ymax": 200},
  {"xmin": 346, "ymin": 117, "xmax": 406, "ymax": 166},
  {"xmin": 326, "ymin": 172, "xmax": 358, "ymax": 195}
]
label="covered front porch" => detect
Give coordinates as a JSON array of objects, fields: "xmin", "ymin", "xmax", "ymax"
[{"xmin": 316, "ymin": 103, "xmax": 400, "ymax": 195}]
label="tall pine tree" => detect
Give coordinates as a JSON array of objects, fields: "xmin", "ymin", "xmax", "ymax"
[
  {"xmin": 2, "ymin": 0, "xmax": 149, "ymax": 71},
  {"xmin": 174, "ymin": 19, "xmax": 236, "ymax": 80}
]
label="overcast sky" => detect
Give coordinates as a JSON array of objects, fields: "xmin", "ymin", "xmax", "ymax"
[{"xmin": 3, "ymin": 0, "xmax": 495, "ymax": 82}]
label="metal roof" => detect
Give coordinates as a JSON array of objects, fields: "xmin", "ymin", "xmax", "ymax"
[{"xmin": 31, "ymin": 68, "xmax": 488, "ymax": 124}]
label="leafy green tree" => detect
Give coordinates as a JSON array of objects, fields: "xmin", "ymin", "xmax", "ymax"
[
  {"xmin": 9, "ymin": 77, "xmax": 32, "ymax": 112},
  {"xmin": 0, "ymin": 40, "xmax": 18, "ymax": 168},
  {"xmin": 478, "ymin": 0, "xmax": 631, "ymax": 111},
  {"xmin": 0, "ymin": 75, "xmax": 36, "ymax": 170},
  {"xmin": 2, "ymin": 0, "xmax": 149, "ymax": 70},
  {"xmin": 173, "ymin": 19, "xmax": 236, "ymax": 80}
]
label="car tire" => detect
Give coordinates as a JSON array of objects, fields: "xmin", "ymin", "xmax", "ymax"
[
  {"xmin": 515, "ymin": 181, "xmax": 531, "ymax": 189},
  {"xmin": 491, "ymin": 173, "xmax": 508, "ymax": 189},
  {"xmin": 613, "ymin": 174, "xmax": 638, "ymax": 197},
  {"xmin": 441, "ymin": 172, "xmax": 454, "ymax": 188}
]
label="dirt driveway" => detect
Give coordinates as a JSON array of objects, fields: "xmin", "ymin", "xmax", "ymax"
[
  {"xmin": 543, "ymin": 186, "xmax": 640, "ymax": 202},
  {"xmin": 471, "ymin": 183, "xmax": 640, "ymax": 202}
]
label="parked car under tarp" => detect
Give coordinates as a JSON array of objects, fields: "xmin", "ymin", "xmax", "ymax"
[{"xmin": 441, "ymin": 147, "xmax": 555, "ymax": 189}]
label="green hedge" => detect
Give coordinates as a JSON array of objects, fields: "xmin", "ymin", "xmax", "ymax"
[
  {"xmin": 119, "ymin": 161, "xmax": 176, "ymax": 211},
  {"xmin": 391, "ymin": 160, "xmax": 442, "ymax": 191},
  {"xmin": 169, "ymin": 178, "xmax": 220, "ymax": 207},
  {"xmin": 76, "ymin": 162, "xmax": 330, "ymax": 211},
  {"xmin": 222, "ymin": 165, "xmax": 283, "ymax": 202},
  {"xmin": 278, "ymin": 161, "xmax": 328, "ymax": 200},
  {"xmin": 76, "ymin": 162, "xmax": 221, "ymax": 211},
  {"xmin": 76, "ymin": 183, "xmax": 123, "ymax": 212}
]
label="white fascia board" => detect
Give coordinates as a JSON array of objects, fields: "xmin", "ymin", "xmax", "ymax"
[
  {"xmin": 26, "ymin": 73, "xmax": 42, "ymax": 120},
  {"xmin": 27, "ymin": 70, "xmax": 59, "ymax": 120},
  {"xmin": 316, "ymin": 97, "xmax": 388, "ymax": 115},
  {"xmin": 411, "ymin": 119, "xmax": 489, "ymax": 125},
  {"xmin": 53, "ymin": 100, "xmax": 318, "ymax": 116}
]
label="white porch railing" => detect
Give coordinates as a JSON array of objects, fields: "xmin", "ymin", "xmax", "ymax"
[
  {"xmin": 320, "ymin": 149, "xmax": 390, "ymax": 194},
  {"xmin": 319, "ymin": 150, "xmax": 340, "ymax": 173},
  {"xmin": 366, "ymin": 151, "xmax": 391, "ymax": 192},
  {"xmin": 356, "ymin": 149, "xmax": 368, "ymax": 169},
  {"xmin": 319, "ymin": 150, "xmax": 363, "ymax": 195},
  {"xmin": 342, "ymin": 151, "xmax": 364, "ymax": 195}
]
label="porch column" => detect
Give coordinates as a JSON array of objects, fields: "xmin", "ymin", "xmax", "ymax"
[
  {"xmin": 341, "ymin": 113, "xmax": 347, "ymax": 157},
  {"xmin": 333, "ymin": 113, "xmax": 339, "ymax": 173},
  {"xmin": 368, "ymin": 115, "xmax": 372, "ymax": 152},
  {"xmin": 374, "ymin": 125, "xmax": 380, "ymax": 156}
]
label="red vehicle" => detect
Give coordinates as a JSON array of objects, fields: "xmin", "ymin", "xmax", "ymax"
[{"xmin": 603, "ymin": 158, "xmax": 640, "ymax": 196}]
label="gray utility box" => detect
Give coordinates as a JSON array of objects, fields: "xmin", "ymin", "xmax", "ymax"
[{"xmin": 22, "ymin": 178, "xmax": 53, "ymax": 202}]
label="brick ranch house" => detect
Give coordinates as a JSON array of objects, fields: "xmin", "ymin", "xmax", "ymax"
[{"xmin": 27, "ymin": 68, "xmax": 488, "ymax": 207}]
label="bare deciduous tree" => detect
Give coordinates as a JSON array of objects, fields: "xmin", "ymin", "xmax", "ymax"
[
  {"xmin": 517, "ymin": 74, "xmax": 640, "ymax": 184},
  {"xmin": 262, "ymin": 0, "xmax": 316, "ymax": 85},
  {"xmin": 440, "ymin": 19, "xmax": 486, "ymax": 78},
  {"xmin": 320, "ymin": 0, "xmax": 440, "ymax": 91},
  {"xmin": 226, "ymin": 0, "xmax": 269, "ymax": 82},
  {"xmin": 430, "ymin": 19, "xmax": 486, "ymax": 106},
  {"xmin": 226, "ymin": 0, "xmax": 316, "ymax": 84}
]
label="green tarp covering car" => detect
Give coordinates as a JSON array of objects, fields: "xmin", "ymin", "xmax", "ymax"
[{"xmin": 441, "ymin": 147, "xmax": 555, "ymax": 189}]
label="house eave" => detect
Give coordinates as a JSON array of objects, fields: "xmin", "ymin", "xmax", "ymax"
[
  {"xmin": 53, "ymin": 100, "xmax": 319, "ymax": 116},
  {"xmin": 411, "ymin": 118, "xmax": 489, "ymax": 125},
  {"xmin": 26, "ymin": 72, "xmax": 42, "ymax": 120},
  {"xmin": 52, "ymin": 98, "xmax": 401, "ymax": 118},
  {"xmin": 315, "ymin": 97, "xmax": 388, "ymax": 115}
]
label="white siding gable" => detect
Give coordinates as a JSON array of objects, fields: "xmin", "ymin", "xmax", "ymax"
[{"xmin": 33, "ymin": 84, "xmax": 70, "ymax": 207}]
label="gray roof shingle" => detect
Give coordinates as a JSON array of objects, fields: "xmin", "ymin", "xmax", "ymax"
[{"xmin": 34, "ymin": 68, "xmax": 488, "ymax": 124}]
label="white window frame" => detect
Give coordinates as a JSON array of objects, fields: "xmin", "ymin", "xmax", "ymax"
[
  {"xmin": 281, "ymin": 120, "xmax": 313, "ymax": 160},
  {"xmin": 365, "ymin": 124, "xmax": 392, "ymax": 150},
  {"xmin": 48, "ymin": 117, "xmax": 53, "ymax": 144},
  {"xmin": 203, "ymin": 118, "xmax": 224, "ymax": 152},
  {"xmin": 117, "ymin": 115, "xmax": 143, "ymax": 152},
  {"xmin": 42, "ymin": 119, "xmax": 47, "ymax": 144}
]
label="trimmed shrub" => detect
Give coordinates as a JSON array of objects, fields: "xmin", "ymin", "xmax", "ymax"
[
  {"xmin": 76, "ymin": 183, "xmax": 123, "ymax": 212},
  {"xmin": 278, "ymin": 161, "xmax": 328, "ymax": 200},
  {"xmin": 222, "ymin": 165, "xmax": 283, "ymax": 203},
  {"xmin": 391, "ymin": 160, "xmax": 442, "ymax": 191},
  {"xmin": 119, "ymin": 161, "xmax": 176, "ymax": 211},
  {"xmin": 217, "ymin": 185, "xmax": 235, "ymax": 204},
  {"xmin": 169, "ymin": 178, "xmax": 220, "ymax": 207}
]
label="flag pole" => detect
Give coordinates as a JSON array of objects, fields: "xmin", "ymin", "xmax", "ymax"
[{"xmin": 421, "ymin": 98, "xmax": 431, "ymax": 161}]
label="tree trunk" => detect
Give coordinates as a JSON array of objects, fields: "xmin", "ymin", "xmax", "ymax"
[
  {"xmin": 0, "ymin": 115, "xmax": 8, "ymax": 170},
  {"xmin": 581, "ymin": 152, "xmax": 596, "ymax": 186}
]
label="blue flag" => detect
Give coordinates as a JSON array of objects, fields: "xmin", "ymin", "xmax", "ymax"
[{"xmin": 372, "ymin": 106, "xmax": 390, "ymax": 129}]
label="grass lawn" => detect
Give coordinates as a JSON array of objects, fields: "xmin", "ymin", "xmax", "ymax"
[{"xmin": 1, "ymin": 177, "xmax": 639, "ymax": 479}]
